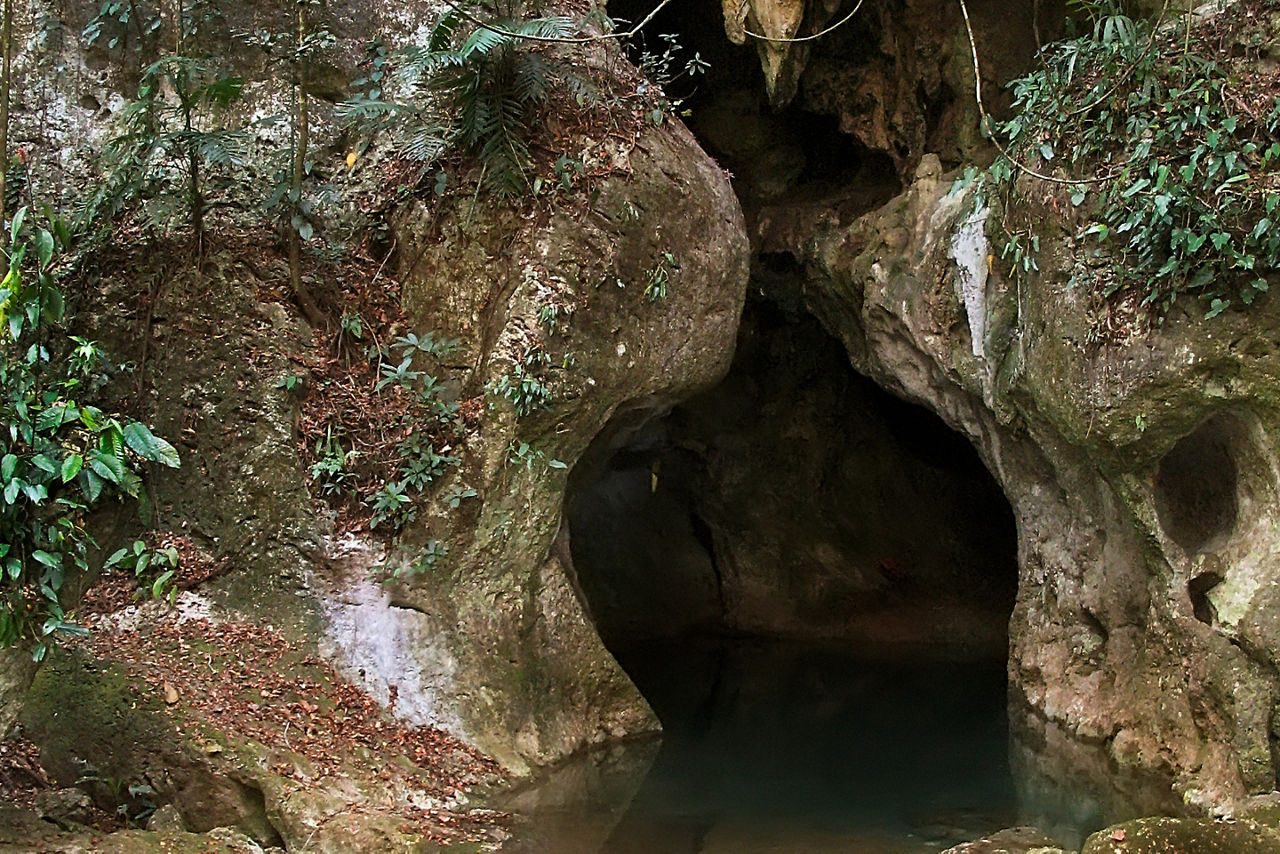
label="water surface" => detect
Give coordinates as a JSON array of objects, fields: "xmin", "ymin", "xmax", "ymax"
[{"xmin": 501, "ymin": 638, "xmax": 1023, "ymax": 853}]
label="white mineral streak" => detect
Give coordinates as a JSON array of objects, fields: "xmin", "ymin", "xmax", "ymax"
[
  {"xmin": 318, "ymin": 534, "xmax": 463, "ymax": 736},
  {"xmin": 949, "ymin": 202, "xmax": 991, "ymax": 359}
]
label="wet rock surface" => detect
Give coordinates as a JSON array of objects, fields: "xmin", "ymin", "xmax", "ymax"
[
  {"xmin": 1081, "ymin": 816, "xmax": 1280, "ymax": 854},
  {"xmin": 941, "ymin": 826, "xmax": 1068, "ymax": 854}
]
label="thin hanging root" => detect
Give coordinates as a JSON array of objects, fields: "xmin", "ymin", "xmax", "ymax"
[{"xmin": 956, "ymin": 0, "xmax": 1120, "ymax": 187}]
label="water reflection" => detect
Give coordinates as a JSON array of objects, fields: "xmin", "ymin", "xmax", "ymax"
[
  {"xmin": 500, "ymin": 639, "xmax": 1186, "ymax": 852},
  {"xmin": 1010, "ymin": 695, "xmax": 1183, "ymax": 849},
  {"xmin": 501, "ymin": 639, "xmax": 1025, "ymax": 853}
]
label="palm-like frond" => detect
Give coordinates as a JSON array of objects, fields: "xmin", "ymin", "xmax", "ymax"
[
  {"xmin": 336, "ymin": 97, "xmax": 414, "ymax": 130},
  {"xmin": 401, "ymin": 125, "xmax": 452, "ymax": 162},
  {"xmin": 190, "ymin": 128, "xmax": 250, "ymax": 167},
  {"xmin": 369, "ymin": 9, "xmax": 587, "ymax": 198},
  {"xmin": 506, "ymin": 16, "xmax": 576, "ymax": 40},
  {"xmin": 512, "ymin": 53, "xmax": 551, "ymax": 104}
]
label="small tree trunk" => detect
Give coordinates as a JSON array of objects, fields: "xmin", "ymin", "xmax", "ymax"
[
  {"xmin": 1, "ymin": 0, "xmax": 13, "ymax": 227},
  {"xmin": 289, "ymin": 3, "xmax": 324, "ymax": 330},
  {"xmin": 182, "ymin": 100, "xmax": 204, "ymax": 257}
]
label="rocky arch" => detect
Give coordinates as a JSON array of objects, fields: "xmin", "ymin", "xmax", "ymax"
[{"xmin": 565, "ymin": 294, "xmax": 1021, "ymax": 665}]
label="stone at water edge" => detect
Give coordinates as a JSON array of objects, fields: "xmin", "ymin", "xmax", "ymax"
[
  {"xmin": 940, "ymin": 825, "xmax": 1071, "ymax": 853},
  {"xmin": 1081, "ymin": 816, "xmax": 1280, "ymax": 853}
]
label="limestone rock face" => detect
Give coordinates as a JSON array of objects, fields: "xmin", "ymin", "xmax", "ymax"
[
  {"xmin": 384, "ymin": 116, "xmax": 749, "ymax": 772},
  {"xmin": 753, "ymin": 150, "xmax": 1280, "ymax": 808},
  {"xmin": 0, "ymin": 0, "xmax": 748, "ymax": 777}
]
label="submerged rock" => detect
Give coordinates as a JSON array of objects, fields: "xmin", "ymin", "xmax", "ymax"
[{"xmin": 942, "ymin": 825, "xmax": 1069, "ymax": 853}]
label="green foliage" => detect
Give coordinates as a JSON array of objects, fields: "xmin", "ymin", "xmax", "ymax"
[
  {"xmin": 82, "ymin": 1, "xmax": 161, "ymax": 56},
  {"xmin": 489, "ymin": 346, "xmax": 551, "ymax": 416},
  {"xmin": 88, "ymin": 55, "xmax": 246, "ymax": 247},
  {"xmin": 340, "ymin": 6, "xmax": 582, "ymax": 197},
  {"xmin": 351, "ymin": 37, "xmax": 390, "ymax": 103},
  {"xmin": 0, "ymin": 208, "xmax": 179, "ymax": 657},
  {"xmin": 276, "ymin": 372, "xmax": 305, "ymax": 393},
  {"xmin": 103, "ymin": 538, "xmax": 180, "ymax": 601},
  {"xmin": 643, "ymin": 251, "xmax": 677, "ymax": 302},
  {"xmin": 76, "ymin": 762, "xmax": 158, "ymax": 826},
  {"xmin": 380, "ymin": 539, "xmax": 448, "ymax": 585},
  {"xmin": 631, "ymin": 31, "xmax": 708, "ymax": 125},
  {"xmin": 340, "ymin": 311, "xmax": 365, "ymax": 341},
  {"xmin": 505, "ymin": 440, "xmax": 566, "ymax": 472},
  {"xmin": 536, "ymin": 301, "xmax": 565, "ymax": 335},
  {"xmin": 365, "ymin": 333, "xmax": 465, "ymax": 531},
  {"xmin": 375, "ymin": 331, "xmax": 460, "ymax": 392},
  {"xmin": 442, "ymin": 484, "xmax": 477, "ymax": 508},
  {"xmin": 242, "ymin": 17, "xmax": 338, "ymax": 248},
  {"xmin": 308, "ymin": 425, "xmax": 359, "ymax": 496},
  {"xmin": 984, "ymin": 3, "xmax": 1280, "ymax": 317}
]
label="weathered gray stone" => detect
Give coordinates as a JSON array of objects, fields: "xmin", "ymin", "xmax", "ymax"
[
  {"xmin": 147, "ymin": 804, "xmax": 187, "ymax": 834},
  {"xmin": 367, "ymin": 107, "xmax": 750, "ymax": 772},
  {"xmin": 33, "ymin": 788, "xmax": 96, "ymax": 828}
]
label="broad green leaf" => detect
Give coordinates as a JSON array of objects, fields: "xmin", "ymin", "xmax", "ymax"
[
  {"xmin": 60, "ymin": 454, "xmax": 82, "ymax": 483},
  {"xmin": 99, "ymin": 423, "xmax": 124, "ymax": 460},
  {"xmin": 9, "ymin": 206, "xmax": 26, "ymax": 244},
  {"xmin": 119, "ymin": 467, "xmax": 142, "ymax": 498},
  {"xmin": 41, "ymin": 286, "xmax": 64, "ymax": 323},
  {"xmin": 1, "ymin": 454, "xmax": 15, "ymax": 481},
  {"xmin": 152, "ymin": 570, "xmax": 175, "ymax": 599},
  {"xmin": 104, "ymin": 548, "xmax": 129, "ymax": 569},
  {"xmin": 122, "ymin": 422, "xmax": 180, "ymax": 468},
  {"xmin": 34, "ymin": 229, "xmax": 54, "ymax": 269},
  {"xmin": 81, "ymin": 469, "xmax": 104, "ymax": 502},
  {"xmin": 53, "ymin": 217, "xmax": 70, "ymax": 249},
  {"xmin": 88, "ymin": 451, "xmax": 123, "ymax": 484},
  {"xmin": 31, "ymin": 550, "xmax": 60, "ymax": 568}
]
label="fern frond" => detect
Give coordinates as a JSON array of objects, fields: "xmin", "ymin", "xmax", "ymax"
[
  {"xmin": 199, "ymin": 75, "xmax": 245, "ymax": 108},
  {"xmin": 459, "ymin": 92, "xmax": 496, "ymax": 148},
  {"xmin": 401, "ymin": 125, "xmax": 452, "ymax": 162},
  {"xmin": 335, "ymin": 97, "xmax": 412, "ymax": 129},
  {"xmin": 508, "ymin": 16, "xmax": 576, "ymax": 39},
  {"xmin": 460, "ymin": 26, "xmax": 513, "ymax": 58},
  {"xmin": 561, "ymin": 69, "xmax": 598, "ymax": 107},
  {"xmin": 512, "ymin": 54, "xmax": 551, "ymax": 104},
  {"xmin": 192, "ymin": 129, "xmax": 250, "ymax": 167},
  {"xmin": 397, "ymin": 46, "xmax": 467, "ymax": 89},
  {"xmin": 428, "ymin": 9, "xmax": 465, "ymax": 51}
]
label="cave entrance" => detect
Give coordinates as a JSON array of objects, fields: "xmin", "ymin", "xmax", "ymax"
[
  {"xmin": 550, "ymin": 295, "xmax": 1022, "ymax": 850},
  {"xmin": 567, "ymin": 294, "xmax": 1018, "ymax": 666}
]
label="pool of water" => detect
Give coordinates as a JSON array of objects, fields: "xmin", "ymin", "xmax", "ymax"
[{"xmin": 499, "ymin": 639, "xmax": 1034, "ymax": 853}]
